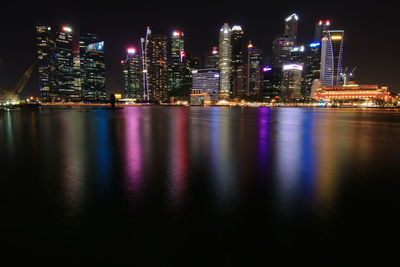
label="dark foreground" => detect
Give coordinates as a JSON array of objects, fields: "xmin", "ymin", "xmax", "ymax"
[{"xmin": 1, "ymin": 107, "xmax": 400, "ymax": 266}]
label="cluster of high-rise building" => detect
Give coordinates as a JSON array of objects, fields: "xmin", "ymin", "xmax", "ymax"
[
  {"xmin": 36, "ymin": 14, "xmax": 388, "ymax": 103},
  {"xmin": 121, "ymin": 28, "xmax": 199, "ymax": 103},
  {"xmin": 190, "ymin": 14, "xmax": 349, "ymax": 104},
  {"xmin": 36, "ymin": 25, "xmax": 106, "ymax": 102}
]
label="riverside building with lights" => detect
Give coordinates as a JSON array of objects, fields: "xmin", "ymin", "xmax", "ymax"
[
  {"xmin": 313, "ymin": 82, "xmax": 390, "ymax": 101},
  {"xmin": 191, "ymin": 68, "xmax": 220, "ymax": 104}
]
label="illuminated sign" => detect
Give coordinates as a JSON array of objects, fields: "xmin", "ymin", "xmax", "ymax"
[
  {"xmin": 283, "ymin": 64, "xmax": 303, "ymax": 71},
  {"xmin": 285, "ymin": 13, "xmax": 299, "ymax": 22},
  {"xmin": 331, "ymin": 35, "xmax": 342, "ymax": 40},
  {"xmin": 291, "ymin": 46, "xmax": 304, "ymax": 52},
  {"xmin": 127, "ymin": 47, "xmax": 136, "ymax": 54},
  {"xmin": 310, "ymin": 42, "xmax": 321, "ymax": 47},
  {"xmin": 114, "ymin": 94, "xmax": 122, "ymax": 99},
  {"xmin": 173, "ymin": 31, "xmax": 181, "ymax": 37},
  {"xmin": 180, "ymin": 51, "xmax": 185, "ymax": 62},
  {"xmin": 232, "ymin": 25, "xmax": 243, "ymax": 31},
  {"xmin": 263, "ymin": 67, "xmax": 272, "ymax": 72},
  {"xmin": 87, "ymin": 41, "xmax": 104, "ymax": 52},
  {"xmin": 62, "ymin": 26, "xmax": 72, "ymax": 32}
]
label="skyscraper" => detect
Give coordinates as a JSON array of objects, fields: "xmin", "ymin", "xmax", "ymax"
[
  {"xmin": 285, "ymin": 13, "xmax": 299, "ymax": 44},
  {"xmin": 168, "ymin": 31, "xmax": 185, "ymax": 97},
  {"xmin": 282, "ymin": 63, "xmax": 303, "ymax": 99},
  {"xmin": 205, "ymin": 47, "xmax": 218, "ymax": 68},
  {"xmin": 122, "ymin": 47, "xmax": 141, "ymax": 99},
  {"xmin": 231, "ymin": 25, "xmax": 244, "ymax": 71},
  {"xmin": 36, "ymin": 25, "xmax": 57, "ymax": 101},
  {"xmin": 314, "ymin": 20, "xmax": 331, "ymax": 42},
  {"xmin": 79, "ymin": 33, "xmax": 106, "ymax": 101},
  {"xmin": 320, "ymin": 30, "xmax": 344, "ymax": 86},
  {"xmin": 271, "ymin": 35, "xmax": 294, "ymax": 67},
  {"xmin": 303, "ymin": 42, "xmax": 322, "ymax": 98},
  {"xmin": 248, "ymin": 42, "xmax": 262, "ymax": 95},
  {"xmin": 145, "ymin": 29, "xmax": 168, "ymax": 102},
  {"xmin": 192, "ymin": 68, "xmax": 220, "ymax": 100},
  {"xmin": 218, "ymin": 23, "xmax": 232, "ymax": 96},
  {"xmin": 261, "ymin": 66, "xmax": 282, "ymax": 98},
  {"xmin": 56, "ymin": 26, "xmax": 78, "ymax": 100}
]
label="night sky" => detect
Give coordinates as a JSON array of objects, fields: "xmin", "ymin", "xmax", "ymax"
[{"xmin": 0, "ymin": 1, "xmax": 398, "ymax": 97}]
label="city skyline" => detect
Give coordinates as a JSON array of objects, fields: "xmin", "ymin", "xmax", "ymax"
[{"xmin": 0, "ymin": 1, "xmax": 398, "ymax": 97}]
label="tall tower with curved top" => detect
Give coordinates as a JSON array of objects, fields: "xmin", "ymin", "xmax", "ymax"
[{"xmin": 218, "ymin": 23, "xmax": 232, "ymax": 95}]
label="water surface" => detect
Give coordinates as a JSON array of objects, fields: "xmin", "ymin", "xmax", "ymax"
[{"xmin": 1, "ymin": 107, "xmax": 400, "ymax": 266}]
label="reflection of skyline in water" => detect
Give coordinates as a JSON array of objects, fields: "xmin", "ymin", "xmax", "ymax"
[
  {"xmin": 3, "ymin": 107, "xmax": 400, "ymax": 265},
  {"xmin": 123, "ymin": 107, "xmax": 144, "ymax": 204},
  {"xmin": 60, "ymin": 113, "xmax": 86, "ymax": 217},
  {"xmin": 167, "ymin": 108, "xmax": 189, "ymax": 210}
]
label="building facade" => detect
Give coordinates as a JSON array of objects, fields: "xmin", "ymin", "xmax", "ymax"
[
  {"xmin": 123, "ymin": 48, "xmax": 141, "ymax": 99},
  {"xmin": 271, "ymin": 35, "xmax": 294, "ymax": 67},
  {"xmin": 285, "ymin": 13, "xmax": 299, "ymax": 44},
  {"xmin": 218, "ymin": 23, "xmax": 232, "ymax": 95},
  {"xmin": 191, "ymin": 68, "xmax": 220, "ymax": 100},
  {"xmin": 261, "ymin": 66, "xmax": 282, "ymax": 98},
  {"xmin": 303, "ymin": 42, "xmax": 321, "ymax": 98},
  {"xmin": 314, "ymin": 82, "xmax": 390, "ymax": 101},
  {"xmin": 281, "ymin": 64, "xmax": 303, "ymax": 99},
  {"xmin": 79, "ymin": 33, "xmax": 106, "ymax": 101},
  {"xmin": 168, "ymin": 31, "xmax": 185, "ymax": 97},
  {"xmin": 55, "ymin": 26, "xmax": 79, "ymax": 100},
  {"xmin": 320, "ymin": 30, "xmax": 344, "ymax": 86},
  {"xmin": 205, "ymin": 47, "xmax": 218, "ymax": 68},
  {"xmin": 36, "ymin": 25, "xmax": 58, "ymax": 101},
  {"xmin": 142, "ymin": 28, "xmax": 168, "ymax": 102}
]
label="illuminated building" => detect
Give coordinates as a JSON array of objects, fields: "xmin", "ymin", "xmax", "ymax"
[
  {"xmin": 218, "ymin": 23, "xmax": 232, "ymax": 95},
  {"xmin": 122, "ymin": 47, "xmax": 141, "ymax": 99},
  {"xmin": 73, "ymin": 48, "xmax": 81, "ymax": 97},
  {"xmin": 261, "ymin": 66, "xmax": 282, "ymax": 97},
  {"xmin": 281, "ymin": 64, "xmax": 303, "ymax": 99},
  {"xmin": 320, "ymin": 30, "xmax": 344, "ymax": 86},
  {"xmin": 314, "ymin": 82, "xmax": 390, "ymax": 101},
  {"xmin": 36, "ymin": 25, "xmax": 57, "ymax": 101},
  {"xmin": 233, "ymin": 64, "xmax": 247, "ymax": 96},
  {"xmin": 290, "ymin": 46, "xmax": 305, "ymax": 64},
  {"xmin": 314, "ymin": 20, "xmax": 330, "ymax": 41},
  {"xmin": 232, "ymin": 42, "xmax": 262, "ymax": 96},
  {"xmin": 205, "ymin": 47, "xmax": 218, "ymax": 68},
  {"xmin": 231, "ymin": 25, "xmax": 244, "ymax": 71},
  {"xmin": 141, "ymin": 28, "xmax": 168, "ymax": 102},
  {"xmin": 248, "ymin": 42, "xmax": 262, "ymax": 95},
  {"xmin": 56, "ymin": 26, "xmax": 79, "ymax": 100},
  {"xmin": 303, "ymin": 42, "xmax": 322, "ymax": 98},
  {"xmin": 168, "ymin": 31, "xmax": 185, "ymax": 97},
  {"xmin": 191, "ymin": 68, "xmax": 220, "ymax": 100},
  {"xmin": 79, "ymin": 33, "xmax": 106, "ymax": 101},
  {"xmin": 285, "ymin": 13, "xmax": 299, "ymax": 44},
  {"xmin": 272, "ymin": 35, "xmax": 294, "ymax": 67}
]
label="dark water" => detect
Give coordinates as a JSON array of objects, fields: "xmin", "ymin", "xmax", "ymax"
[{"xmin": 1, "ymin": 107, "xmax": 400, "ymax": 266}]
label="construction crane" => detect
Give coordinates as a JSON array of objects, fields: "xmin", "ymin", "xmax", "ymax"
[
  {"xmin": 0, "ymin": 63, "xmax": 35, "ymax": 102},
  {"xmin": 340, "ymin": 66, "xmax": 357, "ymax": 85}
]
